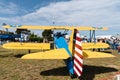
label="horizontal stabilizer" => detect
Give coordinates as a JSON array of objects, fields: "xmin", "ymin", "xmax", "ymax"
[
  {"xmin": 82, "ymin": 42, "xmax": 109, "ymax": 49},
  {"xmin": 83, "ymin": 50, "xmax": 115, "ymax": 58},
  {"xmin": 21, "ymin": 48, "xmax": 70, "ymax": 59},
  {"xmin": 2, "ymin": 42, "xmax": 50, "ymax": 49}
]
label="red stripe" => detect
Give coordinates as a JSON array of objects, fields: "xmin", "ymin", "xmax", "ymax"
[
  {"xmin": 74, "ymin": 57, "xmax": 83, "ymax": 67},
  {"xmin": 74, "ymin": 63, "xmax": 82, "ymax": 74},
  {"xmin": 75, "ymin": 44, "xmax": 82, "ymax": 50},
  {"xmin": 76, "ymin": 37, "xmax": 82, "ymax": 41},
  {"xmin": 74, "ymin": 70, "xmax": 77, "ymax": 76},
  {"xmin": 74, "ymin": 50, "xmax": 83, "ymax": 59},
  {"xmin": 74, "ymin": 63, "xmax": 82, "ymax": 75}
]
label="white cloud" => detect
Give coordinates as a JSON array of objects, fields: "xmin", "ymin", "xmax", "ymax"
[
  {"xmin": 19, "ymin": 0, "xmax": 120, "ymax": 26},
  {"xmin": 0, "ymin": 2, "xmax": 18, "ymax": 14},
  {"xmin": 0, "ymin": 2, "xmax": 27, "ymax": 15},
  {"xmin": 0, "ymin": 0, "xmax": 120, "ymax": 34}
]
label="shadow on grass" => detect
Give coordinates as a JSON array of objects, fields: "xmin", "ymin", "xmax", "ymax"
[
  {"xmin": 14, "ymin": 54, "xmax": 25, "ymax": 58},
  {"xmin": 40, "ymin": 65, "xmax": 118, "ymax": 80},
  {"xmin": 0, "ymin": 53, "xmax": 13, "ymax": 58},
  {"xmin": 40, "ymin": 66, "xmax": 69, "ymax": 76},
  {"xmin": 0, "ymin": 53, "xmax": 25, "ymax": 58},
  {"xmin": 100, "ymin": 51, "xmax": 112, "ymax": 53},
  {"xmin": 0, "ymin": 53, "xmax": 26, "ymax": 58},
  {"xmin": 0, "ymin": 55, "xmax": 10, "ymax": 58},
  {"xmin": 82, "ymin": 65, "xmax": 118, "ymax": 80}
]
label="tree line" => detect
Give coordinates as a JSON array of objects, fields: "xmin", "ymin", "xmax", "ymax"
[{"xmin": 15, "ymin": 29, "xmax": 53, "ymax": 42}]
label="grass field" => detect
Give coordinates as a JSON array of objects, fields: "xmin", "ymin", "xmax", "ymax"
[{"xmin": 0, "ymin": 46, "xmax": 120, "ymax": 80}]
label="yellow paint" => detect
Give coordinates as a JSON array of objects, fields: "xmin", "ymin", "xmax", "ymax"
[
  {"xmin": 22, "ymin": 48, "xmax": 70, "ymax": 59},
  {"xmin": 3, "ymin": 42, "xmax": 50, "ymax": 49},
  {"xmin": 82, "ymin": 42, "xmax": 109, "ymax": 49},
  {"xmin": 3, "ymin": 25, "xmax": 108, "ymax": 30},
  {"xmin": 3, "ymin": 42, "xmax": 109, "ymax": 50},
  {"xmin": 83, "ymin": 50, "xmax": 115, "ymax": 58}
]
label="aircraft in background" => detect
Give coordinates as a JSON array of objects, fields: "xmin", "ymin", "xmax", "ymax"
[{"xmin": 0, "ymin": 34, "xmax": 20, "ymax": 39}]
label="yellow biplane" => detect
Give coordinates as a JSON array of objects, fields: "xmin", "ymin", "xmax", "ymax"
[{"xmin": 2, "ymin": 24, "xmax": 115, "ymax": 78}]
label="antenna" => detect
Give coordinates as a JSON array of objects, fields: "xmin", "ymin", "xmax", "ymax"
[
  {"xmin": 53, "ymin": 21, "xmax": 55, "ymax": 25},
  {"xmin": 52, "ymin": 16, "xmax": 55, "ymax": 26}
]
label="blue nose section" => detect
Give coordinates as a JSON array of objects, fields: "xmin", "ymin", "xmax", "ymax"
[
  {"xmin": 54, "ymin": 36, "xmax": 74, "ymax": 75},
  {"xmin": 54, "ymin": 37, "xmax": 72, "ymax": 57}
]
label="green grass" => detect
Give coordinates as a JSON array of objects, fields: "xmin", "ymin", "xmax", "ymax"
[{"xmin": 0, "ymin": 46, "xmax": 120, "ymax": 80}]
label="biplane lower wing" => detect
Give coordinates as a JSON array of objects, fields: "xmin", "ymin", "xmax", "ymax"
[
  {"xmin": 3, "ymin": 42, "xmax": 109, "ymax": 50},
  {"xmin": 82, "ymin": 42, "xmax": 109, "ymax": 49},
  {"xmin": 21, "ymin": 48, "xmax": 70, "ymax": 59},
  {"xmin": 2, "ymin": 42, "xmax": 50, "ymax": 49},
  {"xmin": 83, "ymin": 50, "xmax": 115, "ymax": 58}
]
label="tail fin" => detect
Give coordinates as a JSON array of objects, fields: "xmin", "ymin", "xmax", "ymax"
[{"xmin": 73, "ymin": 29, "xmax": 83, "ymax": 77}]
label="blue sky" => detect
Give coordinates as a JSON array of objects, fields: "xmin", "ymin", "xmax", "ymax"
[{"xmin": 0, "ymin": 0, "xmax": 120, "ymax": 36}]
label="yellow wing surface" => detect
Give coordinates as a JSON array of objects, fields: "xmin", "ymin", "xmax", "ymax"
[
  {"xmin": 3, "ymin": 25, "xmax": 108, "ymax": 30},
  {"xmin": 21, "ymin": 48, "xmax": 70, "ymax": 59},
  {"xmin": 2, "ymin": 42, "xmax": 50, "ymax": 49},
  {"xmin": 83, "ymin": 50, "xmax": 115, "ymax": 58},
  {"xmin": 82, "ymin": 42, "xmax": 109, "ymax": 49},
  {"xmin": 3, "ymin": 42, "xmax": 109, "ymax": 49}
]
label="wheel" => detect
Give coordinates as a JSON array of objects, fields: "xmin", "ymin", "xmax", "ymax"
[{"xmin": 69, "ymin": 73, "xmax": 76, "ymax": 79}]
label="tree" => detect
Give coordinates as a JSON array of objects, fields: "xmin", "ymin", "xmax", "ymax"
[
  {"xmin": 15, "ymin": 29, "xmax": 30, "ymax": 34},
  {"xmin": 29, "ymin": 32, "xmax": 43, "ymax": 42},
  {"xmin": 42, "ymin": 30, "xmax": 53, "ymax": 42}
]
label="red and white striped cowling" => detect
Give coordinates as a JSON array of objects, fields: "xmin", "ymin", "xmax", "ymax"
[{"xmin": 73, "ymin": 29, "xmax": 83, "ymax": 77}]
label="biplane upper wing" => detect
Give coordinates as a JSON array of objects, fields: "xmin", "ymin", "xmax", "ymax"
[{"xmin": 3, "ymin": 25, "xmax": 108, "ymax": 30}]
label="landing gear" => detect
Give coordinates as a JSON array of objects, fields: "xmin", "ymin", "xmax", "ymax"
[
  {"xmin": 69, "ymin": 73, "xmax": 76, "ymax": 79},
  {"xmin": 28, "ymin": 50, "xmax": 31, "ymax": 53}
]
